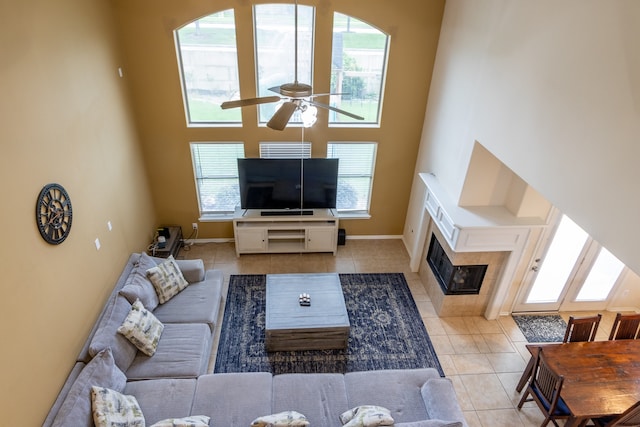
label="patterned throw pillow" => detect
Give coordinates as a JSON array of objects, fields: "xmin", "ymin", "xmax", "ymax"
[
  {"xmin": 339, "ymin": 406, "xmax": 394, "ymax": 427},
  {"xmin": 91, "ymin": 386, "xmax": 145, "ymax": 427},
  {"xmin": 150, "ymin": 415, "xmax": 210, "ymax": 427},
  {"xmin": 251, "ymin": 410, "xmax": 310, "ymax": 427},
  {"xmin": 117, "ymin": 299, "xmax": 164, "ymax": 356},
  {"xmin": 146, "ymin": 255, "xmax": 189, "ymax": 304}
]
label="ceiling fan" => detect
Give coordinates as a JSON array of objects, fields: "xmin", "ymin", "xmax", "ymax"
[{"xmin": 220, "ymin": 1, "xmax": 364, "ymax": 131}]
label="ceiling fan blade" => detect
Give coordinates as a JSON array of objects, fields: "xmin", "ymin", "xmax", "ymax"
[
  {"xmin": 267, "ymin": 101, "xmax": 298, "ymax": 131},
  {"xmin": 308, "ymin": 92, "xmax": 349, "ymax": 98},
  {"xmin": 220, "ymin": 96, "xmax": 281, "ymax": 109},
  {"xmin": 308, "ymin": 100, "xmax": 365, "ymax": 121}
]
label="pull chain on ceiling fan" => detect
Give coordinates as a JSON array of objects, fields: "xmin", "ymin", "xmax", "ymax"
[{"xmin": 220, "ymin": 0, "xmax": 364, "ymax": 130}]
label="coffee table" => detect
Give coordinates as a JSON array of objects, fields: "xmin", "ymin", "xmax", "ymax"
[{"xmin": 265, "ymin": 273, "xmax": 350, "ymax": 352}]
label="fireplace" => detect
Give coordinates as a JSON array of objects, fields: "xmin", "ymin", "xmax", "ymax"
[{"xmin": 426, "ymin": 234, "xmax": 487, "ymax": 295}]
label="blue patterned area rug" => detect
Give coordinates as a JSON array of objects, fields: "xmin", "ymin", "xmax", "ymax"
[
  {"xmin": 512, "ymin": 314, "xmax": 567, "ymax": 343},
  {"xmin": 214, "ymin": 273, "xmax": 444, "ymax": 376}
]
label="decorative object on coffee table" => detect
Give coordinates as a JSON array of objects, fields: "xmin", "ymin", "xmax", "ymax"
[{"xmin": 298, "ymin": 293, "xmax": 311, "ymax": 306}]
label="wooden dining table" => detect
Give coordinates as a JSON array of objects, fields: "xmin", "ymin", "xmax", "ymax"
[{"xmin": 521, "ymin": 340, "xmax": 640, "ymax": 426}]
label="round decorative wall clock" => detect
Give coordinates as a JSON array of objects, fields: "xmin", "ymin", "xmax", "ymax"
[{"xmin": 36, "ymin": 183, "xmax": 73, "ymax": 244}]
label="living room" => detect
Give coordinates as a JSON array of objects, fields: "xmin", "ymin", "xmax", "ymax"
[{"xmin": 2, "ymin": 0, "xmax": 640, "ymax": 425}]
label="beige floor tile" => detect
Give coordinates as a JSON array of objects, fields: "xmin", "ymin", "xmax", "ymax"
[
  {"xmin": 450, "ymin": 354, "xmax": 494, "ymax": 374},
  {"xmin": 430, "ymin": 334, "xmax": 455, "ymax": 355},
  {"xmin": 449, "ymin": 334, "xmax": 481, "ymax": 354},
  {"xmin": 482, "ymin": 333, "xmax": 516, "ymax": 353},
  {"xmin": 476, "ymin": 408, "xmax": 526, "ymax": 427},
  {"xmin": 449, "ymin": 375, "xmax": 475, "ymax": 411},
  {"xmin": 422, "ymin": 317, "xmax": 447, "ymax": 336},
  {"xmin": 486, "ymin": 352, "xmax": 527, "ymax": 374},
  {"xmin": 462, "ymin": 410, "xmax": 483, "ymax": 427},
  {"xmin": 496, "ymin": 372, "xmax": 530, "ymax": 407},
  {"xmin": 440, "ymin": 317, "xmax": 473, "ymax": 335},
  {"xmin": 460, "ymin": 373, "xmax": 514, "ymax": 410}
]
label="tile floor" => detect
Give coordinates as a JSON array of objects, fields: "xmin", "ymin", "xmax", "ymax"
[{"xmin": 178, "ymin": 238, "xmax": 616, "ymax": 427}]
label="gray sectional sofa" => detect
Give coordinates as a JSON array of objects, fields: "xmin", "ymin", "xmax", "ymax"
[{"xmin": 43, "ymin": 252, "xmax": 468, "ymax": 427}]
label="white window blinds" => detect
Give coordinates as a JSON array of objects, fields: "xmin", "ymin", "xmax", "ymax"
[
  {"xmin": 191, "ymin": 143, "xmax": 245, "ymax": 214},
  {"xmin": 260, "ymin": 142, "xmax": 311, "ymax": 158},
  {"xmin": 327, "ymin": 142, "xmax": 377, "ymax": 212}
]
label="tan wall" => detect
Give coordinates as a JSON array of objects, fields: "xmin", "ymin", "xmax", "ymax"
[
  {"xmin": 0, "ymin": 0, "xmax": 156, "ymax": 424},
  {"xmin": 111, "ymin": 0, "xmax": 445, "ymax": 238}
]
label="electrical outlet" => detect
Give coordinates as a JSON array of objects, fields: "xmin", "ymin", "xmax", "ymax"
[{"xmin": 192, "ymin": 223, "xmax": 198, "ymax": 230}]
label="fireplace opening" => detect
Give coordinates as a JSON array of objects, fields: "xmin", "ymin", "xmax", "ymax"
[{"xmin": 427, "ymin": 234, "xmax": 487, "ymax": 295}]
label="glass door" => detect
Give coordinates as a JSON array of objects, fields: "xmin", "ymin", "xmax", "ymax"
[{"xmin": 513, "ymin": 210, "xmax": 626, "ymax": 312}]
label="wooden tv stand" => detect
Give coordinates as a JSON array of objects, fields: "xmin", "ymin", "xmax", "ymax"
[{"xmin": 232, "ymin": 209, "xmax": 339, "ymax": 257}]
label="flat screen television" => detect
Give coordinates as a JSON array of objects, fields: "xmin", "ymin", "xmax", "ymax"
[{"xmin": 237, "ymin": 158, "xmax": 339, "ymax": 210}]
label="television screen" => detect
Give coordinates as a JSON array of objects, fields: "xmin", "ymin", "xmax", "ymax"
[{"xmin": 237, "ymin": 158, "xmax": 338, "ymax": 210}]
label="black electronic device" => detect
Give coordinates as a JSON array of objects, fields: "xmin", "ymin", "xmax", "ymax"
[{"xmin": 237, "ymin": 158, "xmax": 338, "ymax": 210}]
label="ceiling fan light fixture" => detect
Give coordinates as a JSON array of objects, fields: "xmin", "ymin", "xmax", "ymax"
[{"xmin": 301, "ymin": 104, "xmax": 317, "ymax": 127}]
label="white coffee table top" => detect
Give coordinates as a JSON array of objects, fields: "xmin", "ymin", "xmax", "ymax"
[{"xmin": 265, "ymin": 273, "xmax": 350, "ymax": 331}]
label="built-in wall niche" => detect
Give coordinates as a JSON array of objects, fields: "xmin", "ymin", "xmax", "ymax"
[{"xmin": 427, "ymin": 234, "xmax": 487, "ymax": 295}]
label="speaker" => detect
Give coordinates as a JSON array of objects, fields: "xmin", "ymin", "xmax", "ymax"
[{"xmin": 338, "ymin": 228, "xmax": 346, "ymax": 245}]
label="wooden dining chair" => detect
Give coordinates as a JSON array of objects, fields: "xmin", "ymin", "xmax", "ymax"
[
  {"xmin": 609, "ymin": 313, "xmax": 640, "ymax": 340},
  {"xmin": 563, "ymin": 313, "xmax": 602, "ymax": 342},
  {"xmin": 517, "ymin": 347, "xmax": 572, "ymax": 427},
  {"xmin": 516, "ymin": 314, "xmax": 601, "ymax": 392},
  {"xmin": 592, "ymin": 400, "xmax": 640, "ymax": 426}
]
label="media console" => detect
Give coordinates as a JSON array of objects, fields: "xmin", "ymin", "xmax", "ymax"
[{"xmin": 233, "ymin": 208, "xmax": 339, "ymax": 257}]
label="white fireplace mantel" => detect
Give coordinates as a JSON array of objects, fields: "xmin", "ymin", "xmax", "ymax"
[
  {"xmin": 420, "ymin": 173, "xmax": 547, "ymax": 253},
  {"xmin": 412, "ymin": 173, "xmax": 548, "ymax": 319}
]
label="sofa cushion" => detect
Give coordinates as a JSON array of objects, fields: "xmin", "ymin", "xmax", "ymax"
[
  {"xmin": 344, "ymin": 369, "xmax": 439, "ymax": 424},
  {"xmin": 124, "ymin": 378, "xmax": 197, "ymax": 426},
  {"xmin": 251, "ymin": 411, "xmax": 309, "ymax": 427},
  {"xmin": 147, "ymin": 255, "xmax": 189, "ymax": 304},
  {"xmin": 420, "ymin": 378, "xmax": 466, "ymax": 425},
  {"xmin": 117, "ymin": 299, "xmax": 164, "ymax": 356},
  {"xmin": 91, "ymin": 386, "xmax": 145, "ymax": 427},
  {"xmin": 150, "ymin": 415, "xmax": 210, "ymax": 427},
  {"xmin": 125, "ymin": 323, "xmax": 211, "ymax": 380},
  {"xmin": 150, "ymin": 256, "xmax": 206, "ymax": 284},
  {"xmin": 339, "ymin": 406, "xmax": 394, "ymax": 427},
  {"xmin": 51, "ymin": 349, "xmax": 126, "ymax": 427},
  {"xmin": 88, "ymin": 295, "xmax": 138, "ymax": 372},
  {"xmin": 192, "ymin": 373, "xmax": 273, "ymax": 427},
  {"xmin": 152, "ymin": 280, "xmax": 222, "ymax": 331},
  {"xmin": 273, "ymin": 373, "xmax": 349, "ymax": 427},
  {"xmin": 120, "ymin": 253, "xmax": 159, "ymax": 311}
]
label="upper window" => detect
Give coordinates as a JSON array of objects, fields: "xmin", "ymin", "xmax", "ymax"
[
  {"xmin": 330, "ymin": 13, "xmax": 389, "ymax": 126},
  {"xmin": 191, "ymin": 143, "xmax": 245, "ymax": 216},
  {"xmin": 254, "ymin": 4, "xmax": 314, "ymax": 126},
  {"xmin": 176, "ymin": 10, "xmax": 241, "ymax": 125},
  {"xmin": 327, "ymin": 142, "xmax": 377, "ymax": 213},
  {"xmin": 175, "ymin": 6, "xmax": 389, "ymax": 129}
]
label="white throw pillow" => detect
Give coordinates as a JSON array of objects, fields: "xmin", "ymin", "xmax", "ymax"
[
  {"xmin": 146, "ymin": 255, "xmax": 189, "ymax": 303},
  {"xmin": 339, "ymin": 405, "xmax": 394, "ymax": 427},
  {"xmin": 117, "ymin": 299, "xmax": 164, "ymax": 356},
  {"xmin": 251, "ymin": 410, "xmax": 309, "ymax": 427},
  {"xmin": 91, "ymin": 386, "xmax": 145, "ymax": 427},
  {"xmin": 150, "ymin": 415, "xmax": 210, "ymax": 427}
]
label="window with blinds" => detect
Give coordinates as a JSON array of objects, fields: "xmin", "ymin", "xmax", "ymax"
[
  {"xmin": 259, "ymin": 142, "xmax": 311, "ymax": 158},
  {"xmin": 190, "ymin": 143, "xmax": 245, "ymax": 215},
  {"xmin": 327, "ymin": 142, "xmax": 377, "ymax": 213}
]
